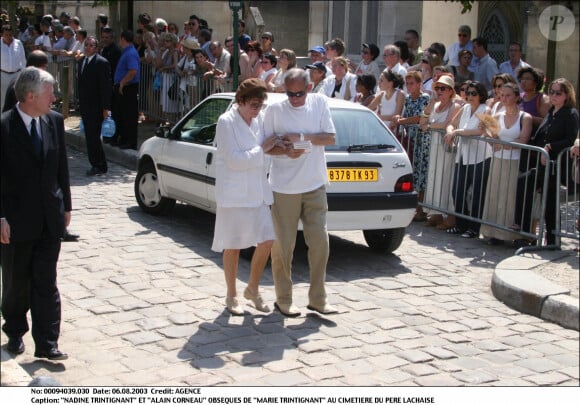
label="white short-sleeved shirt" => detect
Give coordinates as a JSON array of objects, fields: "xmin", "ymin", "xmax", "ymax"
[{"xmin": 263, "ymin": 93, "xmax": 336, "ymax": 194}]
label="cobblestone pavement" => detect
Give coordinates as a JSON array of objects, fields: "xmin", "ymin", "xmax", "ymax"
[{"xmin": 2, "ymin": 148, "xmax": 579, "ymax": 386}]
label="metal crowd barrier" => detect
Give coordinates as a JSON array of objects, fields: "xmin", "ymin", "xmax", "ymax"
[
  {"xmin": 138, "ymin": 62, "xmax": 229, "ymax": 124},
  {"xmin": 48, "ymin": 58, "xmax": 230, "ymax": 124},
  {"xmin": 47, "ymin": 55, "xmax": 79, "ymax": 117},
  {"xmin": 555, "ymin": 146, "xmax": 580, "ymax": 246},
  {"xmin": 407, "ymin": 127, "xmax": 556, "ymax": 251}
]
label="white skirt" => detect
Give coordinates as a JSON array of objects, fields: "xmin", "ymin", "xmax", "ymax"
[{"xmin": 211, "ymin": 204, "xmax": 276, "ymax": 252}]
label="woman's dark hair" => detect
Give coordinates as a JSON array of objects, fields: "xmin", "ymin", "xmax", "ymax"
[
  {"xmin": 324, "ymin": 37, "xmax": 345, "ymax": 56},
  {"xmin": 466, "ymin": 80, "xmax": 488, "ymax": 104},
  {"xmin": 262, "ymin": 53, "xmax": 277, "ymax": 68},
  {"xmin": 246, "ymin": 40, "xmax": 263, "ymax": 57},
  {"xmin": 394, "ymin": 40, "xmax": 411, "ymax": 65},
  {"xmin": 382, "ymin": 70, "xmax": 405, "ymax": 89},
  {"xmin": 517, "ymin": 66, "xmax": 545, "ymax": 92},
  {"xmin": 192, "ymin": 48, "xmax": 209, "ymax": 60},
  {"xmin": 235, "ymin": 78, "xmax": 268, "ymax": 104},
  {"xmin": 356, "ymin": 73, "xmax": 376, "ymax": 94}
]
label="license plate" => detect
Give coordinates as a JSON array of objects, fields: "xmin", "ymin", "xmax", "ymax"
[{"xmin": 327, "ymin": 168, "xmax": 378, "ymax": 182}]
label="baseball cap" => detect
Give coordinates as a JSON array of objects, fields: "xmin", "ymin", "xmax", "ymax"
[
  {"xmin": 309, "ymin": 46, "xmax": 325, "ymax": 54},
  {"xmin": 304, "ymin": 61, "xmax": 327, "ymax": 73}
]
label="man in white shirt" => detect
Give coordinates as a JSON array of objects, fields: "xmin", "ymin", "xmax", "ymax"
[
  {"xmin": 382, "ymin": 44, "xmax": 407, "ymax": 77},
  {"xmin": 499, "ymin": 42, "xmax": 530, "ymax": 84},
  {"xmin": 1, "ymin": 25, "xmax": 26, "ymax": 110},
  {"xmin": 444, "ymin": 25, "xmax": 477, "ymax": 71},
  {"xmin": 210, "ymin": 41, "xmax": 231, "ymax": 90},
  {"xmin": 472, "ymin": 36, "xmax": 499, "ymax": 92},
  {"xmin": 263, "ymin": 68, "xmax": 338, "ymax": 317}
]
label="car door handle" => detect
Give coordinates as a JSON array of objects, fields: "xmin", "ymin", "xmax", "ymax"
[{"xmin": 206, "ymin": 152, "xmax": 213, "ymax": 165}]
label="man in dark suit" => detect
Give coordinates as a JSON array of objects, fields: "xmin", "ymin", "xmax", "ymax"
[
  {"xmin": 78, "ymin": 36, "xmax": 112, "ymax": 176},
  {"xmin": 1, "ymin": 67, "xmax": 72, "ymax": 360},
  {"xmin": 2, "ymin": 50, "xmax": 79, "ymax": 241}
]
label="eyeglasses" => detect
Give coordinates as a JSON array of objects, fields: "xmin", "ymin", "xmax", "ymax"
[
  {"xmin": 248, "ymin": 102, "xmax": 264, "ymax": 110},
  {"xmin": 433, "ymin": 86, "xmax": 449, "ymax": 92},
  {"xmin": 465, "ymin": 90, "xmax": 479, "ymax": 96},
  {"xmin": 286, "ymin": 90, "xmax": 306, "ymax": 98},
  {"xmin": 383, "ymin": 53, "xmax": 393, "ymax": 57},
  {"xmin": 549, "ymin": 89, "xmax": 563, "ymax": 96}
]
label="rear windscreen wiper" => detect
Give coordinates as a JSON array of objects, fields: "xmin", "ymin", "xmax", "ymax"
[{"xmin": 347, "ymin": 144, "xmax": 395, "ymax": 152}]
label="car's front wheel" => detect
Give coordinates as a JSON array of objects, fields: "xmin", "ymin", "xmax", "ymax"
[
  {"xmin": 135, "ymin": 162, "xmax": 176, "ymax": 215},
  {"xmin": 363, "ymin": 228, "xmax": 406, "ymax": 254}
]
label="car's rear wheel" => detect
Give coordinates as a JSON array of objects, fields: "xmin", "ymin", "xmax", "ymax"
[
  {"xmin": 135, "ymin": 162, "xmax": 176, "ymax": 215},
  {"xmin": 363, "ymin": 228, "xmax": 406, "ymax": 254}
]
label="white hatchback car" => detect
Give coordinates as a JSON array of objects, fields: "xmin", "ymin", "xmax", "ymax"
[{"xmin": 135, "ymin": 93, "xmax": 417, "ymax": 253}]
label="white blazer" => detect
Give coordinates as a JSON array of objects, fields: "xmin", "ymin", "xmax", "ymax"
[
  {"xmin": 322, "ymin": 72, "xmax": 358, "ymax": 101},
  {"xmin": 214, "ymin": 105, "xmax": 273, "ymax": 207}
]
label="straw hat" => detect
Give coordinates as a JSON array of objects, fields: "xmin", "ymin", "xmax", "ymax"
[
  {"xmin": 182, "ymin": 37, "xmax": 199, "ymax": 50},
  {"xmin": 435, "ymin": 75, "xmax": 455, "ymax": 90}
]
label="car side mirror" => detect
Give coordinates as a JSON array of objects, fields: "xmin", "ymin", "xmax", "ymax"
[{"xmin": 155, "ymin": 125, "xmax": 171, "ymax": 138}]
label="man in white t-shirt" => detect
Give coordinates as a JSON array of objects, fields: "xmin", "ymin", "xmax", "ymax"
[{"xmin": 263, "ymin": 68, "xmax": 338, "ymax": 317}]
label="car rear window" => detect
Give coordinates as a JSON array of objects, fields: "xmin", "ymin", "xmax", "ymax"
[{"xmin": 326, "ymin": 109, "xmax": 399, "ymax": 152}]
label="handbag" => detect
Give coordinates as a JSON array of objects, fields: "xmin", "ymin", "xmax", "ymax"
[
  {"xmin": 153, "ymin": 72, "xmax": 162, "ymax": 91},
  {"xmin": 167, "ymin": 78, "xmax": 179, "ymax": 101}
]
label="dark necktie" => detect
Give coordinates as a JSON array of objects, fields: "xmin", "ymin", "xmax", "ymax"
[{"xmin": 30, "ymin": 118, "xmax": 42, "ymax": 158}]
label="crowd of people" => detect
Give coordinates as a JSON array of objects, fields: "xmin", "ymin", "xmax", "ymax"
[{"xmin": 1, "ymin": 9, "xmax": 579, "ymax": 335}]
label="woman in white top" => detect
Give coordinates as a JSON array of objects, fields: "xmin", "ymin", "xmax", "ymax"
[
  {"xmin": 354, "ymin": 43, "xmax": 381, "ymax": 82},
  {"xmin": 420, "ymin": 74, "xmax": 462, "ymax": 229},
  {"xmin": 486, "ymin": 73, "xmax": 517, "ymax": 115},
  {"xmin": 480, "ymin": 83, "xmax": 533, "ymax": 244},
  {"xmin": 258, "ymin": 53, "xmax": 277, "ymax": 85},
  {"xmin": 368, "ymin": 70, "xmax": 405, "ymax": 132},
  {"xmin": 444, "ymin": 81, "xmax": 493, "ymax": 238},
  {"xmin": 212, "ymin": 78, "xmax": 281, "ymax": 316},
  {"xmin": 325, "ymin": 56, "xmax": 358, "ymax": 101},
  {"xmin": 269, "ymin": 48, "xmax": 296, "ymax": 92}
]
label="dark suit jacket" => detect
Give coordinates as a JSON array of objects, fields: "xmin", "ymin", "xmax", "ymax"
[
  {"xmin": 78, "ymin": 54, "xmax": 112, "ymax": 119},
  {"xmin": 0, "ymin": 108, "xmax": 72, "ymax": 241}
]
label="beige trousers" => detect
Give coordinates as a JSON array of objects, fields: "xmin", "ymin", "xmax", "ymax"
[{"xmin": 270, "ymin": 186, "xmax": 329, "ymax": 307}]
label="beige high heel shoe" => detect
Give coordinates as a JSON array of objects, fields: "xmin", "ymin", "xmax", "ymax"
[
  {"xmin": 225, "ymin": 297, "xmax": 244, "ymax": 316},
  {"xmin": 243, "ymin": 288, "xmax": 271, "ymax": 313}
]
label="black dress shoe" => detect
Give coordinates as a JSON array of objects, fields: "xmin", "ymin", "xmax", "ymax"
[
  {"xmin": 7, "ymin": 337, "xmax": 25, "ymax": 354},
  {"xmin": 34, "ymin": 348, "xmax": 68, "ymax": 361},
  {"xmin": 119, "ymin": 143, "xmax": 137, "ymax": 150},
  {"xmin": 62, "ymin": 230, "xmax": 79, "ymax": 242},
  {"xmin": 86, "ymin": 167, "xmax": 106, "ymax": 176}
]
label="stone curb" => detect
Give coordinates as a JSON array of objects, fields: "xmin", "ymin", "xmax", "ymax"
[
  {"xmin": 64, "ymin": 127, "xmax": 138, "ymax": 171},
  {"xmin": 492, "ymin": 251, "xmax": 579, "ymax": 331}
]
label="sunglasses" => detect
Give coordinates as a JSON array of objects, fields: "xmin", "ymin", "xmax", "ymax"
[
  {"xmin": 433, "ymin": 86, "xmax": 449, "ymax": 92},
  {"xmin": 286, "ymin": 90, "xmax": 306, "ymax": 98},
  {"xmin": 549, "ymin": 89, "xmax": 563, "ymax": 96},
  {"xmin": 465, "ymin": 90, "xmax": 479, "ymax": 97}
]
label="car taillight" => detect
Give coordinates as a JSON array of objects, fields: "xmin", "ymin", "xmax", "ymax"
[{"xmin": 395, "ymin": 174, "xmax": 414, "ymax": 192}]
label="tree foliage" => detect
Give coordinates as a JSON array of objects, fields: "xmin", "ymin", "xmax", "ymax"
[{"xmin": 445, "ymin": 0, "xmax": 476, "ymax": 14}]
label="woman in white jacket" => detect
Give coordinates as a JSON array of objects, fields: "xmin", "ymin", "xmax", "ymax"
[
  {"xmin": 211, "ymin": 78, "xmax": 282, "ymax": 315},
  {"xmin": 323, "ymin": 56, "xmax": 357, "ymax": 101}
]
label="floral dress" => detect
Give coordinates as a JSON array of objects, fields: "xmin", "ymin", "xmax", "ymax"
[{"xmin": 402, "ymin": 92, "xmax": 430, "ymax": 191}]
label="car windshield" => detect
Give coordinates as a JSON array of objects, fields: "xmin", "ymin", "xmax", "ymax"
[{"xmin": 326, "ymin": 109, "xmax": 399, "ymax": 152}]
